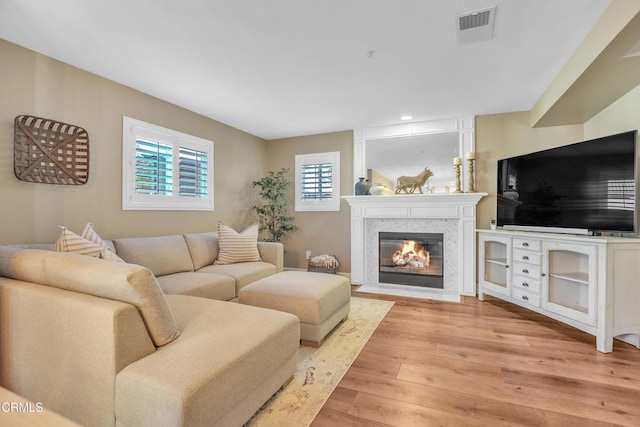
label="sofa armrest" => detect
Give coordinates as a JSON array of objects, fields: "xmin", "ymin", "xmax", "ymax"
[
  {"xmin": 257, "ymin": 241, "xmax": 284, "ymax": 272},
  {"xmin": 0, "ymin": 278, "xmax": 155, "ymax": 426}
]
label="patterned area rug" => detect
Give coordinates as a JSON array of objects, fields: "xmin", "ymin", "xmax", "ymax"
[{"xmin": 246, "ymin": 296, "xmax": 394, "ymax": 426}]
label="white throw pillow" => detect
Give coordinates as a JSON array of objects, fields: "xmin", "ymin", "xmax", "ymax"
[{"xmin": 214, "ymin": 221, "xmax": 261, "ymax": 265}]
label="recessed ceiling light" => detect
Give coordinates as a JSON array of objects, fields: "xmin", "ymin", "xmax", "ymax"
[{"xmin": 400, "ymin": 115, "xmax": 413, "ymax": 121}]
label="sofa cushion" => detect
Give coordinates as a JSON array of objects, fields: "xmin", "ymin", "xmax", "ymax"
[
  {"xmin": 156, "ymin": 272, "xmax": 236, "ymax": 301},
  {"xmin": 115, "ymin": 295, "xmax": 299, "ymax": 427},
  {"xmin": 214, "ymin": 222, "xmax": 261, "ymax": 265},
  {"xmin": 183, "ymin": 232, "xmax": 219, "ymax": 270},
  {"xmin": 198, "ymin": 261, "xmax": 277, "ymax": 293},
  {"xmin": 113, "ymin": 235, "xmax": 194, "ymax": 277},
  {"xmin": 0, "ymin": 247, "xmax": 180, "ymax": 346}
]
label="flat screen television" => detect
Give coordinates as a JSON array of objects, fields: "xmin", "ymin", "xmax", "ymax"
[{"xmin": 497, "ymin": 130, "xmax": 638, "ymax": 235}]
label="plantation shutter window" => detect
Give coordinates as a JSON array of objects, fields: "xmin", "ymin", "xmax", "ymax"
[
  {"xmin": 135, "ymin": 139, "xmax": 173, "ymax": 196},
  {"xmin": 122, "ymin": 116, "xmax": 214, "ymax": 211},
  {"xmin": 178, "ymin": 147, "xmax": 209, "ymax": 198},
  {"xmin": 295, "ymin": 151, "xmax": 340, "ymax": 211},
  {"xmin": 300, "ymin": 162, "xmax": 333, "ymax": 201}
]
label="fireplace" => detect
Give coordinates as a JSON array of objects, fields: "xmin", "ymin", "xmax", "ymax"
[
  {"xmin": 343, "ymin": 193, "xmax": 485, "ymax": 301},
  {"xmin": 379, "ymin": 232, "xmax": 444, "ymax": 288}
]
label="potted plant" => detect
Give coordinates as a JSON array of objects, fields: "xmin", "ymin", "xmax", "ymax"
[{"xmin": 252, "ymin": 168, "xmax": 298, "ymax": 243}]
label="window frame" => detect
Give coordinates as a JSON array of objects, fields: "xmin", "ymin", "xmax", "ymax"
[
  {"xmin": 122, "ymin": 116, "xmax": 214, "ymax": 211},
  {"xmin": 295, "ymin": 151, "xmax": 341, "ymax": 212}
]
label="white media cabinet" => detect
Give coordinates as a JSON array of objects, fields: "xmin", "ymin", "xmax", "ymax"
[{"xmin": 478, "ymin": 229, "xmax": 640, "ymax": 353}]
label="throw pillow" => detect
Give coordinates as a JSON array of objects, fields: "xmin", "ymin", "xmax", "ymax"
[
  {"xmin": 214, "ymin": 221, "xmax": 261, "ymax": 265},
  {"xmin": 53, "ymin": 224, "xmax": 124, "ymax": 263},
  {"xmin": 53, "ymin": 226, "xmax": 103, "ymax": 258},
  {"xmin": 81, "ymin": 222, "xmax": 124, "ymax": 262}
]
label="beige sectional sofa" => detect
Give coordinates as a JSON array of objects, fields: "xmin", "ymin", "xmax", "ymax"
[
  {"xmin": 0, "ymin": 231, "xmax": 298, "ymax": 427},
  {"xmin": 112, "ymin": 232, "xmax": 283, "ymax": 301}
]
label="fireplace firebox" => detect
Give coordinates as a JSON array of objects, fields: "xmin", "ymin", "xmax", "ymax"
[{"xmin": 378, "ymin": 232, "xmax": 444, "ymax": 288}]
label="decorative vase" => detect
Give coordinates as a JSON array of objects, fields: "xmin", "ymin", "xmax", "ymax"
[
  {"xmin": 369, "ymin": 183, "xmax": 393, "ymax": 195},
  {"xmin": 355, "ymin": 177, "xmax": 371, "ymax": 195}
]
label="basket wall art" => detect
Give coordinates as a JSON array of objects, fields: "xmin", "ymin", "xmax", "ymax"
[{"xmin": 14, "ymin": 115, "xmax": 89, "ymax": 185}]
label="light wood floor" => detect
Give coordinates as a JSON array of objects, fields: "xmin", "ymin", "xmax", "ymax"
[{"xmin": 312, "ymin": 290, "xmax": 640, "ymax": 426}]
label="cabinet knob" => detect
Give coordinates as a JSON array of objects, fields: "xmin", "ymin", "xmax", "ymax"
[
  {"xmin": 522, "ymin": 295, "xmax": 529, "ymax": 301},
  {"xmin": 522, "ymin": 255, "xmax": 529, "ymax": 260},
  {"xmin": 505, "ymin": 265, "xmax": 510, "ymax": 269},
  {"xmin": 522, "ymin": 242, "xmax": 529, "ymax": 247},
  {"xmin": 523, "ymin": 282, "xmax": 529, "ymax": 287},
  {"xmin": 541, "ymin": 273, "xmax": 546, "ymax": 277},
  {"xmin": 522, "ymin": 269, "xmax": 529, "ymax": 274}
]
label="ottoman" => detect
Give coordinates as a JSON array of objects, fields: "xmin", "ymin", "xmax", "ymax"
[{"xmin": 239, "ymin": 271, "xmax": 351, "ymax": 346}]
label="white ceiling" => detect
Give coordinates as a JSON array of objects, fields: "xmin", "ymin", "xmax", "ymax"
[{"xmin": 0, "ymin": 0, "xmax": 611, "ymax": 140}]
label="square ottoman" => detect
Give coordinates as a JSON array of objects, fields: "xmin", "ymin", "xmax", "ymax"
[{"xmin": 239, "ymin": 271, "xmax": 351, "ymax": 346}]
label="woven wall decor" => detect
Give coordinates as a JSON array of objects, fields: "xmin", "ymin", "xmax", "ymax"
[{"xmin": 14, "ymin": 115, "xmax": 89, "ymax": 185}]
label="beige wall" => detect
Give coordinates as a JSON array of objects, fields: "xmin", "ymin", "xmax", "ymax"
[
  {"xmin": 474, "ymin": 111, "xmax": 583, "ymax": 231},
  {"xmin": 584, "ymin": 83, "xmax": 640, "ymax": 139},
  {"xmin": 0, "ymin": 39, "xmax": 268, "ymax": 244},
  {"xmin": 266, "ymin": 131, "xmax": 353, "ymax": 271}
]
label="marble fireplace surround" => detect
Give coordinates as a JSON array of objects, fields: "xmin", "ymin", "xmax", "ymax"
[{"xmin": 343, "ymin": 193, "xmax": 485, "ymax": 301}]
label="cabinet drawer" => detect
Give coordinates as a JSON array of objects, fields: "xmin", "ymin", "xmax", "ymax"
[
  {"xmin": 512, "ymin": 288, "xmax": 541, "ymax": 307},
  {"xmin": 513, "ymin": 249, "xmax": 541, "ymax": 265},
  {"xmin": 513, "ymin": 276, "xmax": 540, "ymax": 293},
  {"xmin": 513, "ymin": 238, "xmax": 541, "ymax": 251},
  {"xmin": 512, "ymin": 262, "xmax": 541, "ymax": 279}
]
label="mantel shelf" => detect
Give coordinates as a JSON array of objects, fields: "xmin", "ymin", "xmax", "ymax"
[{"xmin": 342, "ymin": 193, "xmax": 487, "ymax": 207}]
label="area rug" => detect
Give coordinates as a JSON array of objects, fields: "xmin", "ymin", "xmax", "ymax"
[{"xmin": 246, "ymin": 296, "xmax": 394, "ymax": 427}]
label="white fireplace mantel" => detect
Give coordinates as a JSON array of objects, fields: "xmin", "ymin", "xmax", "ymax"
[{"xmin": 343, "ymin": 193, "xmax": 486, "ymax": 301}]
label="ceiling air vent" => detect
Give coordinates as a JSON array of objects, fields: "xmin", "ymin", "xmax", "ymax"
[{"xmin": 456, "ymin": 6, "xmax": 496, "ymax": 45}]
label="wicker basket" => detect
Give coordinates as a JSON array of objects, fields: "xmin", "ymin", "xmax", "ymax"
[
  {"xmin": 14, "ymin": 115, "xmax": 89, "ymax": 185},
  {"xmin": 307, "ymin": 254, "xmax": 339, "ymax": 274}
]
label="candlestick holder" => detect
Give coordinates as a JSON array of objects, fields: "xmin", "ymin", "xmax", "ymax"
[
  {"xmin": 467, "ymin": 158, "xmax": 476, "ymax": 193},
  {"xmin": 453, "ymin": 164, "xmax": 462, "ymax": 193}
]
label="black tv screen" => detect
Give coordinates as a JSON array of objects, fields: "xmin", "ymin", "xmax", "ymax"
[{"xmin": 497, "ymin": 130, "xmax": 637, "ymax": 234}]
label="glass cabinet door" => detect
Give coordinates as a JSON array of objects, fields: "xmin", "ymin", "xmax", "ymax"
[
  {"xmin": 541, "ymin": 242, "xmax": 597, "ymax": 326},
  {"xmin": 479, "ymin": 234, "xmax": 511, "ymax": 296}
]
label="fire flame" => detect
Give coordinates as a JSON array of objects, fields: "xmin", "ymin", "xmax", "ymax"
[{"xmin": 392, "ymin": 240, "xmax": 430, "ymax": 268}]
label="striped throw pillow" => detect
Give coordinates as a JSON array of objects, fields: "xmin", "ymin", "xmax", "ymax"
[
  {"xmin": 214, "ymin": 222, "xmax": 262, "ymax": 265},
  {"xmin": 53, "ymin": 226, "xmax": 103, "ymax": 258},
  {"xmin": 53, "ymin": 224, "xmax": 125, "ymax": 262},
  {"xmin": 81, "ymin": 223, "xmax": 124, "ymax": 262}
]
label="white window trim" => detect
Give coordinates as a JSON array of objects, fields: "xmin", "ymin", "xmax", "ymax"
[
  {"xmin": 295, "ymin": 151, "xmax": 340, "ymax": 212},
  {"xmin": 122, "ymin": 116, "xmax": 214, "ymax": 211}
]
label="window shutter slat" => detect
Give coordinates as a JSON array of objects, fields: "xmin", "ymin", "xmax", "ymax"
[{"xmin": 301, "ymin": 162, "xmax": 333, "ymax": 201}]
